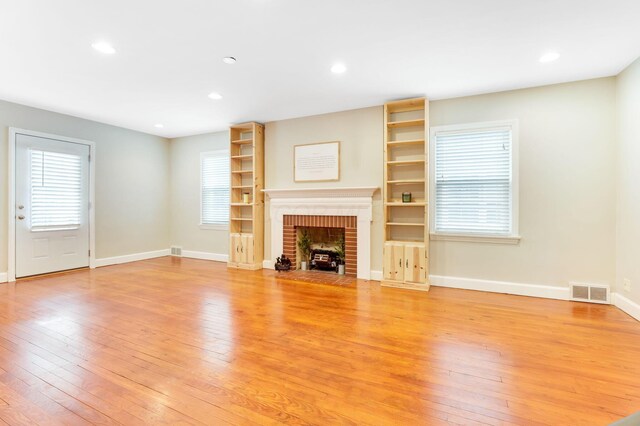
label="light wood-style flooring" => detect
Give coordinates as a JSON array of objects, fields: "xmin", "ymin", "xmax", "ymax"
[{"xmin": 0, "ymin": 257, "xmax": 639, "ymax": 425}]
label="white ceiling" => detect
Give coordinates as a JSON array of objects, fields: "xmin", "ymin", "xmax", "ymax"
[{"xmin": 1, "ymin": 0, "xmax": 639, "ymax": 138}]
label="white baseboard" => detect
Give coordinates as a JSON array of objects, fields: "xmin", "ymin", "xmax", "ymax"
[
  {"xmin": 263, "ymin": 260, "xmax": 274, "ymax": 269},
  {"xmin": 370, "ymin": 270, "xmax": 382, "ymax": 281},
  {"xmin": 95, "ymin": 249, "xmax": 170, "ymax": 268},
  {"xmin": 0, "ymin": 272, "xmax": 7, "ymax": 283},
  {"xmin": 430, "ymin": 275, "xmax": 570, "ymax": 301},
  {"xmin": 612, "ymin": 293, "xmax": 640, "ymax": 322},
  {"xmin": 180, "ymin": 250, "xmax": 228, "ymax": 263}
]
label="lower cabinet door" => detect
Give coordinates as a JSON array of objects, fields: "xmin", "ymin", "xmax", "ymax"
[
  {"xmin": 229, "ymin": 233, "xmax": 241, "ymax": 264},
  {"xmin": 404, "ymin": 243, "xmax": 427, "ymax": 284},
  {"xmin": 383, "ymin": 242, "xmax": 404, "ymax": 282},
  {"xmin": 240, "ymin": 234, "xmax": 254, "ymax": 264}
]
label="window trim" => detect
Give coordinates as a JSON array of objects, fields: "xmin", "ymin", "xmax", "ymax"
[
  {"xmin": 200, "ymin": 150, "xmax": 229, "ymax": 231},
  {"xmin": 429, "ymin": 119, "xmax": 520, "ymax": 244}
]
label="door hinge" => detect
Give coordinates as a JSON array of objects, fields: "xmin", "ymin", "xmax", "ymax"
[
  {"xmin": 88, "ymin": 154, "xmax": 91, "ymax": 162},
  {"xmin": 88, "ymin": 249, "xmax": 91, "ymax": 256}
]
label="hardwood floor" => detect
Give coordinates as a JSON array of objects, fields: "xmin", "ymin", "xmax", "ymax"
[{"xmin": 0, "ymin": 257, "xmax": 639, "ymax": 425}]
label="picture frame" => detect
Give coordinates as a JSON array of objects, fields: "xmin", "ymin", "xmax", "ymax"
[{"xmin": 293, "ymin": 141, "xmax": 340, "ymax": 182}]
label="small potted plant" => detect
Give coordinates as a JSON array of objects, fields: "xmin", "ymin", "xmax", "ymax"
[
  {"xmin": 334, "ymin": 234, "xmax": 346, "ymax": 275},
  {"xmin": 297, "ymin": 230, "xmax": 312, "ymax": 270}
]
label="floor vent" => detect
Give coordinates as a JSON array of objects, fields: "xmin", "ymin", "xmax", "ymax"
[
  {"xmin": 170, "ymin": 246, "xmax": 182, "ymax": 256},
  {"xmin": 570, "ymin": 282, "xmax": 610, "ymax": 304}
]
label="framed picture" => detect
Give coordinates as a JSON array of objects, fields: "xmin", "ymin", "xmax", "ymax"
[{"xmin": 294, "ymin": 141, "xmax": 340, "ymax": 182}]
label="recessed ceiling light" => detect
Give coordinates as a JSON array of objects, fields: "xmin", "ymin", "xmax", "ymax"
[
  {"xmin": 222, "ymin": 56, "xmax": 237, "ymax": 64},
  {"xmin": 331, "ymin": 63, "xmax": 347, "ymax": 74},
  {"xmin": 154, "ymin": 123, "xmax": 164, "ymax": 129},
  {"xmin": 539, "ymin": 51, "xmax": 560, "ymax": 63},
  {"xmin": 91, "ymin": 41, "xmax": 116, "ymax": 55},
  {"xmin": 208, "ymin": 92, "xmax": 223, "ymax": 100}
]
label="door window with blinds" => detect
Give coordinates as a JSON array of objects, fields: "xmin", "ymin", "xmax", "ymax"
[
  {"xmin": 430, "ymin": 121, "xmax": 519, "ymax": 238},
  {"xmin": 201, "ymin": 150, "xmax": 230, "ymax": 227},
  {"xmin": 30, "ymin": 149, "xmax": 84, "ymax": 230}
]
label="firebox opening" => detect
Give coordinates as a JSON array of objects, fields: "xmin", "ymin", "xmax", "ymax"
[{"xmin": 296, "ymin": 227, "xmax": 345, "ymax": 273}]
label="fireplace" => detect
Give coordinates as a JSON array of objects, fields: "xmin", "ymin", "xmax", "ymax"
[
  {"xmin": 263, "ymin": 187, "xmax": 377, "ymax": 280},
  {"xmin": 283, "ymin": 215, "xmax": 357, "ymax": 276}
]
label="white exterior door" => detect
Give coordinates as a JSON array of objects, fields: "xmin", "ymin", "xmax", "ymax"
[{"xmin": 15, "ymin": 134, "xmax": 90, "ymax": 278}]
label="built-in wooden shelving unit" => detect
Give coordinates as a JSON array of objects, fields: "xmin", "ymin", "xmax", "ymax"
[
  {"xmin": 228, "ymin": 122, "xmax": 264, "ymax": 270},
  {"xmin": 382, "ymin": 97, "xmax": 430, "ymax": 291}
]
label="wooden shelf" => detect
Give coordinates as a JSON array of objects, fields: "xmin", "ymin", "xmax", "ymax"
[
  {"xmin": 385, "ymin": 202, "xmax": 427, "ymax": 207},
  {"xmin": 387, "ymin": 119, "xmax": 425, "ymax": 128},
  {"xmin": 383, "ymin": 97, "xmax": 429, "ymax": 290},
  {"xmin": 387, "ymin": 179, "xmax": 425, "ymax": 185},
  {"xmin": 228, "ymin": 122, "xmax": 264, "ymax": 270},
  {"xmin": 386, "ymin": 159, "xmax": 425, "ymax": 166},
  {"xmin": 387, "ymin": 139, "xmax": 425, "ymax": 146},
  {"xmin": 386, "ymin": 98, "xmax": 426, "ymax": 113}
]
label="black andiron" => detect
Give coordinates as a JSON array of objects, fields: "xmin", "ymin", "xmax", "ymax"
[{"xmin": 275, "ymin": 254, "xmax": 292, "ymax": 272}]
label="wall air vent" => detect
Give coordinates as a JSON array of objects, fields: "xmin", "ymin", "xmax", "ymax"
[
  {"xmin": 570, "ymin": 282, "xmax": 610, "ymax": 304},
  {"xmin": 170, "ymin": 246, "xmax": 182, "ymax": 256}
]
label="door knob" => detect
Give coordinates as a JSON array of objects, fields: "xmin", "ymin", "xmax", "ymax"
[{"xmin": 17, "ymin": 215, "xmax": 25, "ymax": 220}]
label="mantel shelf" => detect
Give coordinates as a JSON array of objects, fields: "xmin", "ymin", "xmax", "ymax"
[{"xmin": 263, "ymin": 187, "xmax": 378, "ymax": 199}]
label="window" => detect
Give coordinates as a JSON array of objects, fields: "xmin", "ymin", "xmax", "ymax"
[
  {"xmin": 30, "ymin": 149, "xmax": 83, "ymax": 230},
  {"xmin": 430, "ymin": 121, "xmax": 519, "ymax": 242},
  {"xmin": 201, "ymin": 150, "xmax": 230, "ymax": 228}
]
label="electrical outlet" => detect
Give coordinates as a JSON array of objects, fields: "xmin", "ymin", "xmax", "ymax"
[{"xmin": 623, "ymin": 278, "xmax": 631, "ymax": 292}]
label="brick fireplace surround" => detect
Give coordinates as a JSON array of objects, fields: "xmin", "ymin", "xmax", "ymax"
[
  {"xmin": 283, "ymin": 215, "xmax": 357, "ymax": 277},
  {"xmin": 263, "ymin": 187, "xmax": 378, "ymax": 280}
]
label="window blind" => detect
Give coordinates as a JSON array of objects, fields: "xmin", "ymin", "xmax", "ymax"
[
  {"xmin": 201, "ymin": 151, "xmax": 230, "ymax": 225},
  {"xmin": 434, "ymin": 127, "xmax": 513, "ymax": 235},
  {"xmin": 30, "ymin": 150, "xmax": 83, "ymax": 230}
]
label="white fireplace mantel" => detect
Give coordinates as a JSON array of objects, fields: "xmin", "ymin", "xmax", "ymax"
[
  {"xmin": 263, "ymin": 187, "xmax": 378, "ymax": 199},
  {"xmin": 263, "ymin": 187, "xmax": 378, "ymax": 279}
]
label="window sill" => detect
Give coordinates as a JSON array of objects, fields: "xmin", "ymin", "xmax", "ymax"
[
  {"xmin": 199, "ymin": 224, "xmax": 229, "ymax": 231},
  {"xmin": 430, "ymin": 233, "xmax": 521, "ymax": 245}
]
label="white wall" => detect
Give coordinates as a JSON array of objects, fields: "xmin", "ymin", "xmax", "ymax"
[
  {"xmin": 260, "ymin": 78, "xmax": 617, "ymax": 289},
  {"xmin": 616, "ymin": 57, "xmax": 640, "ymax": 307},
  {"xmin": 0, "ymin": 99, "xmax": 170, "ymax": 271},
  {"xmin": 169, "ymin": 131, "xmax": 229, "ymax": 255},
  {"xmin": 430, "ymin": 78, "xmax": 617, "ymax": 288}
]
